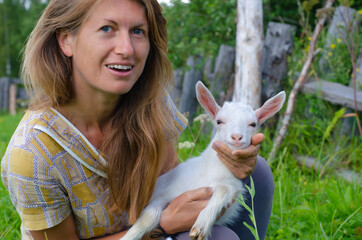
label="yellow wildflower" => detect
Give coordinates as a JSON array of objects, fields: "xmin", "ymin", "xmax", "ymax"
[
  {"xmin": 337, "ymin": 38, "xmax": 342, "ymax": 44},
  {"xmin": 328, "ymin": 52, "xmax": 333, "ymax": 57},
  {"xmin": 330, "ymin": 44, "xmax": 336, "ymax": 49},
  {"xmin": 357, "ymin": 68, "xmax": 360, "ymax": 72},
  {"xmin": 358, "ymin": 9, "xmax": 362, "ymax": 15},
  {"xmin": 308, "ymin": 37, "xmax": 312, "ymax": 41}
]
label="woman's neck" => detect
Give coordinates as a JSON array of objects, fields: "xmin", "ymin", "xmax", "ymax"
[{"xmin": 55, "ymin": 94, "xmax": 118, "ymax": 149}]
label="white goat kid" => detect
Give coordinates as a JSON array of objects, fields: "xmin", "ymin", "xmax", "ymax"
[{"xmin": 120, "ymin": 81, "xmax": 286, "ymax": 240}]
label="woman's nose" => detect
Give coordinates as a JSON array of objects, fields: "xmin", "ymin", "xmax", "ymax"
[{"xmin": 114, "ymin": 32, "xmax": 134, "ymax": 57}]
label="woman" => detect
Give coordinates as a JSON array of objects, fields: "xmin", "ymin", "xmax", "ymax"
[{"xmin": 1, "ymin": 0, "xmax": 273, "ymax": 239}]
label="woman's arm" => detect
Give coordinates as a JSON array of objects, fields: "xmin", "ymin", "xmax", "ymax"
[
  {"xmin": 29, "ymin": 215, "xmax": 128, "ymax": 240},
  {"xmin": 159, "ymin": 187, "xmax": 213, "ymax": 234}
]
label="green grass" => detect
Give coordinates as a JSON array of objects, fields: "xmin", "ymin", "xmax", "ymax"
[
  {"xmin": 1, "ymin": 105, "xmax": 361, "ymax": 239},
  {"xmin": 0, "ymin": 112, "xmax": 24, "ymax": 239}
]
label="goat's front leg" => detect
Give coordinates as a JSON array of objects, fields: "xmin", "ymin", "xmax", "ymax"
[
  {"xmin": 189, "ymin": 185, "xmax": 235, "ymax": 240},
  {"xmin": 120, "ymin": 206, "xmax": 162, "ymax": 240}
]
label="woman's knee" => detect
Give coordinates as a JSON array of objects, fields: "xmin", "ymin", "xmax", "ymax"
[{"xmin": 244, "ymin": 156, "xmax": 274, "ymax": 198}]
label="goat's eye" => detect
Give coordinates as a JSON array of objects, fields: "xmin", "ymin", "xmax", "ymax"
[
  {"xmin": 216, "ymin": 120, "xmax": 223, "ymax": 125},
  {"xmin": 250, "ymin": 123, "xmax": 257, "ymax": 127}
]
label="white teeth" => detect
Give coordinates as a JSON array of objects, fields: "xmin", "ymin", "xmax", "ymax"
[{"xmin": 108, "ymin": 64, "xmax": 132, "ymax": 70}]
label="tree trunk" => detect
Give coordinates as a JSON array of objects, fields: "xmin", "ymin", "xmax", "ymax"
[{"xmin": 234, "ymin": 0, "xmax": 264, "ymax": 109}]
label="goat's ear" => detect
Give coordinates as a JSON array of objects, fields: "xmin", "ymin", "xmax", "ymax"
[
  {"xmin": 255, "ymin": 91, "xmax": 286, "ymax": 124},
  {"xmin": 196, "ymin": 81, "xmax": 221, "ymax": 119}
]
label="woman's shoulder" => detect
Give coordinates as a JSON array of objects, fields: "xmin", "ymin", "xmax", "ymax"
[
  {"xmin": 1, "ymin": 108, "xmax": 64, "ymax": 169},
  {"xmin": 5, "ymin": 108, "xmax": 59, "ymax": 145},
  {"xmin": 163, "ymin": 90, "xmax": 188, "ymax": 134}
]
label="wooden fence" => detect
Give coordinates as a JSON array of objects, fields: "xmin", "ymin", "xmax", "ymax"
[{"xmin": 0, "ymin": 77, "xmax": 28, "ymax": 115}]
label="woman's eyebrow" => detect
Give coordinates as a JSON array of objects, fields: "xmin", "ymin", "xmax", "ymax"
[{"xmin": 102, "ymin": 18, "xmax": 148, "ymax": 29}]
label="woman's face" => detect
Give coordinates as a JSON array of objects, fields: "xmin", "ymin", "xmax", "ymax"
[{"xmin": 59, "ymin": 0, "xmax": 150, "ymax": 100}]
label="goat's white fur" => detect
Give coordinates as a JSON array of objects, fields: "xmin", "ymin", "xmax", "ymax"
[{"xmin": 120, "ymin": 81, "xmax": 286, "ymax": 240}]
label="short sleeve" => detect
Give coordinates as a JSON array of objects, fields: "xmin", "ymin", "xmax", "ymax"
[
  {"xmin": 3, "ymin": 146, "xmax": 71, "ymax": 231},
  {"xmin": 164, "ymin": 91, "xmax": 188, "ymax": 134}
]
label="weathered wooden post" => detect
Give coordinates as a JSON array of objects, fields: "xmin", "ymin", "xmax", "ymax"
[
  {"xmin": 0, "ymin": 77, "xmax": 10, "ymax": 113},
  {"xmin": 234, "ymin": 0, "xmax": 264, "ymax": 109},
  {"xmin": 170, "ymin": 68, "xmax": 184, "ymax": 106},
  {"xmin": 210, "ymin": 44, "xmax": 235, "ymax": 105},
  {"xmin": 9, "ymin": 83, "xmax": 17, "ymax": 115},
  {"xmin": 203, "ymin": 57, "xmax": 214, "ymax": 83},
  {"xmin": 178, "ymin": 55, "xmax": 203, "ymax": 122},
  {"xmin": 262, "ymin": 22, "xmax": 296, "ymax": 102}
]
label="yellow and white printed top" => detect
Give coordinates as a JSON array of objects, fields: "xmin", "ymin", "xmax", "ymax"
[{"xmin": 1, "ymin": 95, "xmax": 188, "ymax": 239}]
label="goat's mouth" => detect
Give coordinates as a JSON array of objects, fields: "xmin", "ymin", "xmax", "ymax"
[
  {"xmin": 233, "ymin": 143, "xmax": 243, "ymax": 148},
  {"xmin": 228, "ymin": 141, "xmax": 249, "ymax": 150}
]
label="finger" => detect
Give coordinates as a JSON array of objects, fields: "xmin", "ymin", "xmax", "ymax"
[
  {"xmin": 217, "ymin": 154, "xmax": 254, "ymax": 179},
  {"xmin": 217, "ymin": 153, "xmax": 236, "ymax": 169},
  {"xmin": 185, "ymin": 187, "xmax": 213, "ymax": 201},
  {"xmin": 231, "ymin": 144, "xmax": 259, "ymax": 157},
  {"xmin": 212, "ymin": 140, "xmax": 232, "ymax": 156},
  {"xmin": 251, "ymin": 133, "xmax": 265, "ymax": 146},
  {"xmin": 218, "ymin": 152, "xmax": 255, "ymax": 170}
]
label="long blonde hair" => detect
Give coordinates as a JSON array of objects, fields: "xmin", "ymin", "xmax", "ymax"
[{"xmin": 22, "ymin": 0, "xmax": 176, "ymax": 224}]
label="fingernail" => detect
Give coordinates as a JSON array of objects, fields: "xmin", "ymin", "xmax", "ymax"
[{"xmin": 208, "ymin": 187, "xmax": 214, "ymax": 193}]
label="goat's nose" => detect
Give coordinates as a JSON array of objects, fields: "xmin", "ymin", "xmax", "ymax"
[{"xmin": 231, "ymin": 134, "xmax": 243, "ymax": 142}]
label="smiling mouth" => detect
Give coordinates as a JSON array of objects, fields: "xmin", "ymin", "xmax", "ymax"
[{"xmin": 107, "ymin": 64, "xmax": 133, "ymax": 72}]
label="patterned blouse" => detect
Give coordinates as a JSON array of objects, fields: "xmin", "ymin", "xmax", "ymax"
[{"xmin": 1, "ymin": 96, "xmax": 187, "ymax": 239}]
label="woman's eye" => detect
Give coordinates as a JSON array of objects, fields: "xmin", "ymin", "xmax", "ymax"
[
  {"xmin": 133, "ymin": 29, "xmax": 143, "ymax": 35},
  {"xmin": 132, "ymin": 28, "xmax": 145, "ymax": 35},
  {"xmin": 250, "ymin": 123, "xmax": 257, "ymax": 127},
  {"xmin": 216, "ymin": 120, "xmax": 223, "ymax": 125},
  {"xmin": 101, "ymin": 26, "xmax": 112, "ymax": 32}
]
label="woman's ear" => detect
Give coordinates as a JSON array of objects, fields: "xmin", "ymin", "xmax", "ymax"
[{"xmin": 57, "ymin": 30, "xmax": 74, "ymax": 57}]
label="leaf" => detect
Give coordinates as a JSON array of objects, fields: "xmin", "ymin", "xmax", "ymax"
[
  {"xmin": 323, "ymin": 108, "xmax": 346, "ymax": 140},
  {"xmin": 249, "ymin": 176, "xmax": 256, "ymax": 197},
  {"xmin": 236, "ymin": 198, "xmax": 252, "ymax": 213},
  {"xmin": 243, "ymin": 222, "xmax": 259, "ymax": 240}
]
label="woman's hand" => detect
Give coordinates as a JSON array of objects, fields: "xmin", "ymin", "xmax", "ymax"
[
  {"xmin": 159, "ymin": 187, "xmax": 213, "ymax": 234},
  {"xmin": 212, "ymin": 133, "xmax": 265, "ymax": 179}
]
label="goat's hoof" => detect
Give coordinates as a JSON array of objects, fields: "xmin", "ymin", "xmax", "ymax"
[{"xmin": 189, "ymin": 227, "xmax": 205, "ymax": 240}]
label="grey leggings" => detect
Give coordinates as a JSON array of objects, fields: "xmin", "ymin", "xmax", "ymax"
[{"xmin": 175, "ymin": 156, "xmax": 274, "ymax": 240}]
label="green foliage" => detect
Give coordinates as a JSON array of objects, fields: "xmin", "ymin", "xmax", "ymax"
[
  {"xmin": 0, "ymin": 0, "xmax": 47, "ymax": 77},
  {"xmin": 0, "ymin": 113, "xmax": 24, "ymax": 239},
  {"xmin": 237, "ymin": 177, "xmax": 260, "ymax": 240},
  {"xmin": 177, "ymin": 112, "xmax": 213, "ymax": 162},
  {"xmin": 267, "ymin": 158, "xmax": 361, "ymax": 239},
  {"xmin": 163, "ymin": 0, "xmax": 237, "ymax": 68}
]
